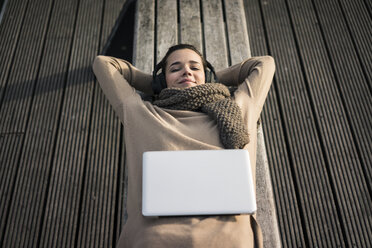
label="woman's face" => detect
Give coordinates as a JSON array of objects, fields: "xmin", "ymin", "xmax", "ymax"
[{"xmin": 164, "ymin": 49, "xmax": 205, "ymax": 89}]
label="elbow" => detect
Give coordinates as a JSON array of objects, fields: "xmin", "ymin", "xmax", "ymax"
[
  {"xmin": 92, "ymin": 55, "xmax": 106, "ymax": 75},
  {"xmin": 92, "ymin": 55, "xmax": 127, "ymax": 74},
  {"xmin": 238, "ymin": 56, "xmax": 276, "ymax": 82},
  {"xmin": 263, "ymin": 55, "xmax": 275, "ymax": 71},
  {"xmin": 251, "ymin": 56, "xmax": 275, "ymax": 77},
  {"xmin": 241, "ymin": 55, "xmax": 275, "ymax": 71},
  {"xmin": 254, "ymin": 55, "xmax": 275, "ymax": 71},
  {"xmin": 93, "ymin": 55, "xmax": 105, "ymax": 66},
  {"xmin": 92, "ymin": 55, "xmax": 133, "ymax": 84},
  {"xmin": 262, "ymin": 56, "xmax": 275, "ymax": 75}
]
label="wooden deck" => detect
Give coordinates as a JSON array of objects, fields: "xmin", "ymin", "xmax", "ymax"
[{"xmin": 0, "ymin": 0, "xmax": 371, "ymax": 247}]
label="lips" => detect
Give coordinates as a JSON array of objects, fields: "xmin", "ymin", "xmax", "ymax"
[{"xmin": 178, "ymin": 78, "xmax": 195, "ymax": 84}]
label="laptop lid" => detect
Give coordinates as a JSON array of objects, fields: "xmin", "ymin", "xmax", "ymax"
[{"xmin": 142, "ymin": 149, "xmax": 256, "ymax": 216}]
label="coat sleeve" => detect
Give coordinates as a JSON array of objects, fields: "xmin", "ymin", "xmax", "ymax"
[
  {"xmin": 216, "ymin": 56, "xmax": 275, "ymax": 123},
  {"xmin": 92, "ymin": 55, "xmax": 153, "ymax": 116}
]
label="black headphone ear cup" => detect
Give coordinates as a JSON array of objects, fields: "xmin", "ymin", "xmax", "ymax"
[
  {"xmin": 205, "ymin": 70, "xmax": 213, "ymax": 83},
  {"xmin": 152, "ymin": 72, "xmax": 167, "ymax": 94},
  {"xmin": 152, "ymin": 61, "xmax": 168, "ymax": 94},
  {"xmin": 205, "ymin": 61, "xmax": 218, "ymax": 83},
  {"xmin": 157, "ymin": 73, "xmax": 167, "ymax": 90},
  {"xmin": 205, "ymin": 69, "xmax": 218, "ymax": 83}
]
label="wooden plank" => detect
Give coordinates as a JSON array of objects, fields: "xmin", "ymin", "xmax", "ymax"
[
  {"xmin": 98, "ymin": 2, "xmax": 137, "ymax": 240},
  {"xmin": 224, "ymin": 1, "xmax": 280, "ymax": 247},
  {"xmin": 255, "ymin": 126, "xmax": 281, "ymax": 248},
  {"xmin": 0, "ymin": 0, "xmax": 53, "ymax": 134},
  {"xmin": 339, "ymin": 0, "xmax": 372, "ymax": 86},
  {"xmin": 117, "ymin": 135, "xmax": 127, "ymax": 238},
  {"xmin": 128, "ymin": 0, "xmax": 157, "ymax": 226},
  {"xmin": 0, "ymin": 0, "xmax": 8, "ymax": 23},
  {"xmin": 258, "ymin": 0, "xmax": 346, "ymax": 246},
  {"xmin": 134, "ymin": 1, "xmax": 281, "ymax": 247},
  {"xmin": 156, "ymin": 0, "xmax": 177, "ymax": 63},
  {"xmin": 0, "ymin": 133, "xmax": 23, "ymax": 243},
  {"xmin": 263, "ymin": 89, "xmax": 305, "ymax": 248},
  {"xmin": 76, "ymin": 0, "xmax": 125, "ymax": 246},
  {"xmin": 201, "ymin": 0, "xmax": 228, "ymax": 70},
  {"xmin": 77, "ymin": 91, "xmax": 121, "ymax": 247},
  {"xmin": 133, "ymin": 0, "xmax": 155, "ymax": 71},
  {"xmin": 365, "ymin": 0, "xmax": 372, "ymax": 13},
  {"xmin": 313, "ymin": 0, "xmax": 372, "ymax": 194},
  {"xmin": 0, "ymin": 0, "xmax": 29, "ymax": 242},
  {"xmin": 5, "ymin": 1, "xmax": 79, "ymax": 247},
  {"xmin": 38, "ymin": 0, "xmax": 105, "ymax": 246},
  {"xmin": 18, "ymin": 0, "xmax": 79, "ymax": 167},
  {"xmin": 133, "ymin": 1, "xmax": 281, "ymax": 247},
  {"xmin": 179, "ymin": 0, "xmax": 203, "ymax": 51},
  {"xmin": 0, "ymin": 0, "xmax": 56, "ymax": 246},
  {"xmin": 223, "ymin": 0, "xmax": 250, "ymax": 64},
  {"xmin": 0, "ymin": 0, "xmax": 28, "ymax": 100},
  {"xmin": 124, "ymin": 0, "xmax": 156, "ymax": 234},
  {"xmin": 107, "ymin": 1, "xmax": 155, "ymax": 244},
  {"xmin": 286, "ymin": 0, "xmax": 372, "ymax": 246},
  {"xmin": 244, "ymin": 1, "xmax": 307, "ymax": 247}
]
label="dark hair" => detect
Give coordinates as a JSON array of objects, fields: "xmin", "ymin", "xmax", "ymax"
[{"xmin": 158, "ymin": 44, "xmax": 207, "ymax": 73}]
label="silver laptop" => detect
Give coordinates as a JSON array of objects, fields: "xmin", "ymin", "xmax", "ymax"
[{"xmin": 142, "ymin": 149, "xmax": 256, "ymax": 216}]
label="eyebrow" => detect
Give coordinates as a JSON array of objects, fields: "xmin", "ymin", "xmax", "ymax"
[{"xmin": 169, "ymin": 60, "xmax": 201, "ymax": 67}]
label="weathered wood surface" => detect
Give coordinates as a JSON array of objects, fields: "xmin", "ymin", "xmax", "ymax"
[
  {"xmin": 156, "ymin": 0, "xmax": 177, "ymax": 63},
  {"xmin": 132, "ymin": 0, "xmax": 280, "ymax": 247},
  {"xmin": 224, "ymin": 0, "xmax": 251, "ymax": 64},
  {"xmin": 133, "ymin": 0, "xmax": 154, "ymax": 72},
  {"xmin": 202, "ymin": 0, "xmax": 228, "ymax": 70},
  {"xmin": 224, "ymin": 0, "xmax": 280, "ymax": 246},
  {"xmin": 179, "ymin": 0, "xmax": 203, "ymax": 51}
]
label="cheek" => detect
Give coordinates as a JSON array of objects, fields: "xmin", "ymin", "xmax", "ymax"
[
  {"xmin": 165, "ymin": 73, "xmax": 176, "ymax": 87},
  {"xmin": 197, "ymin": 71, "xmax": 205, "ymax": 84}
]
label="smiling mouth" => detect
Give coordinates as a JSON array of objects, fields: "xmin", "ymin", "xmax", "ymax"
[{"xmin": 179, "ymin": 79, "xmax": 195, "ymax": 84}]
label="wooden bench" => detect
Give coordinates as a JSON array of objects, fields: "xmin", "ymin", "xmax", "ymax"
[{"xmin": 131, "ymin": 0, "xmax": 280, "ymax": 247}]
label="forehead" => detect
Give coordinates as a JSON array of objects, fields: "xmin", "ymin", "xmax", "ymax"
[{"xmin": 166, "ymin": 49, "xmax": 203, "ymax": 66}]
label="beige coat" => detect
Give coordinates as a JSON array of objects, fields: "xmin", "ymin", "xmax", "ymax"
[{"xmin": 93, "ymin": 55, "xmax": 275, "ymax": 248}]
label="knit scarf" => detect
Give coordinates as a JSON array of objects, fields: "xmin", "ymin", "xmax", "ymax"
[{"xmin": 153, "ymin": 83, "xmax": 249, "ymax": 149}]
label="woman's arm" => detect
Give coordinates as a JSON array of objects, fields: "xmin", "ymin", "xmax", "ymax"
[
  {"xmin": 216, "ymin": 56, "xmax": 275, "ymax": 121},
  {"xmin": 216, "ymin": 56, "xmax": 275, "ymax": 89},
  {"xmin": 93, "ymin": 55, "xmax": 153, "ymax": 111}
]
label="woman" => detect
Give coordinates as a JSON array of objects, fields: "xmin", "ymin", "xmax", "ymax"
[{"xmin": 93, "ymin": 44, "xmax": 275, "ymax": 248}]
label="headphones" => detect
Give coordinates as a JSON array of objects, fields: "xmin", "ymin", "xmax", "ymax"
[{"xmin": 152, "ymin": 60, "xmax": 218, "ymax": 95}]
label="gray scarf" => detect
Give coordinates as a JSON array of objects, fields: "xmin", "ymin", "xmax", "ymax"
[{"xmin": 153, "ymin": 83, "xmax": 249, "ymax": 149}]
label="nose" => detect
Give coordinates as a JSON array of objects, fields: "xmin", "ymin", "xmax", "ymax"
[{"xmin": 183, "ymin": 66, "xmax": 192, "ymax": 76}]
